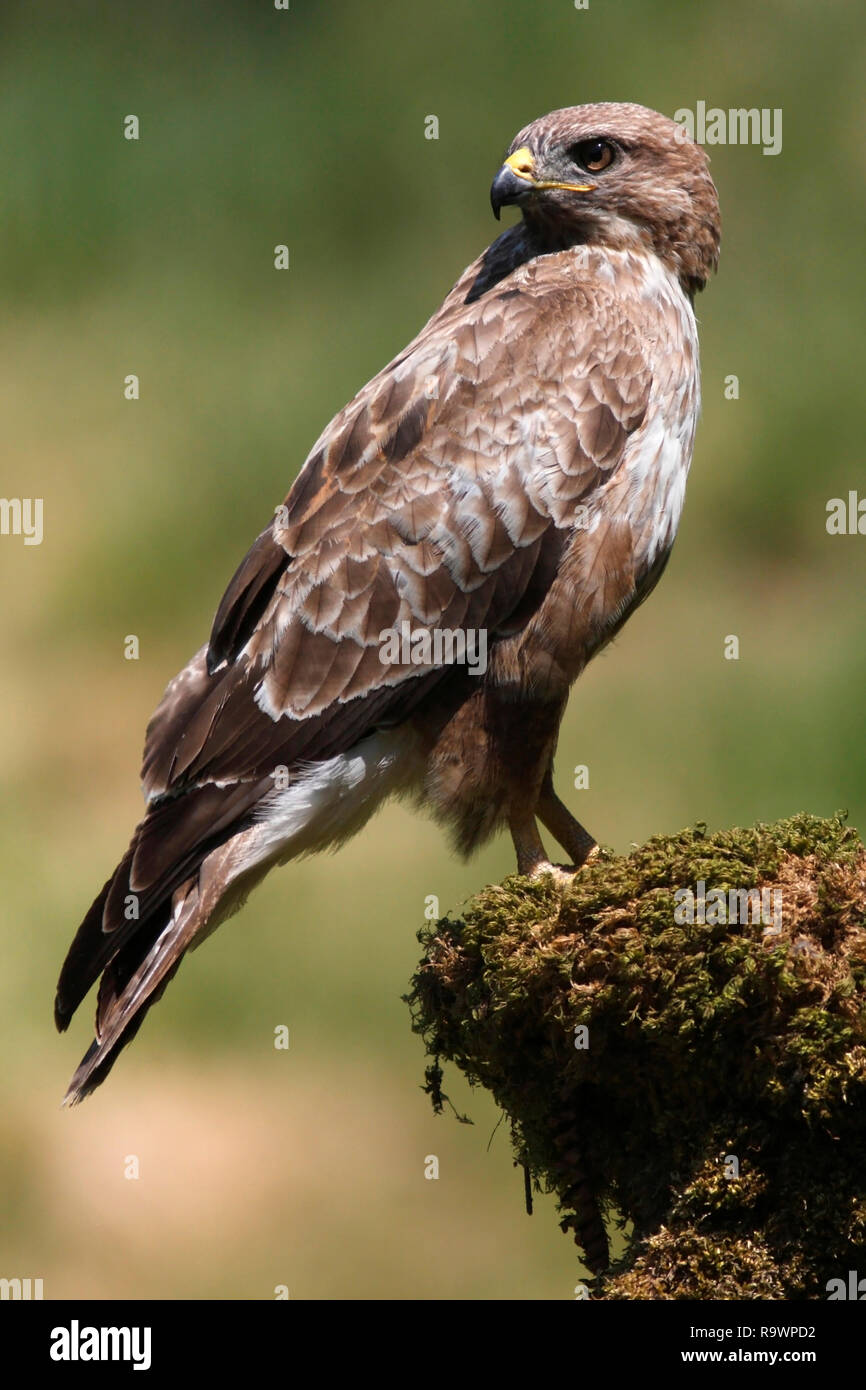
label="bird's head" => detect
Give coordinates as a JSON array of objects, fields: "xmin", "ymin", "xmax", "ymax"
[{"xmin": 490, "ymin": 102, "xmax": 721, "ymax": 296}]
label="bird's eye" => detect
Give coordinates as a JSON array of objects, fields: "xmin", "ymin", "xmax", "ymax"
[{"xmin": 570, "ymin": 138, "xmax": 615, "ymax": 173}]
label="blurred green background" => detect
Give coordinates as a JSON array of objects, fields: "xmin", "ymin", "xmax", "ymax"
[{"xmin": 1, "ymin": 0, "xmax": 864, "ymax": 1299}]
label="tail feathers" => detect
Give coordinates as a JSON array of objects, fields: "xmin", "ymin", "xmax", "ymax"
[
  {"xmin": 53, "ymin": 825, "xmax": 197, "ymax": 1033},
  {"xmin": 54, "ymin": 853, "xmax": 136, "ymax": 1032},
  {"xmin": 61, "ymin": 879, "xmax": 201, "ymax": 1105},
  {"xmin": 56, "ymin": 779, "xmax": 272, "ymax": 1104}
]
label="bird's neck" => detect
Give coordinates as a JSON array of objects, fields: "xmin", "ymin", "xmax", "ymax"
[{"xmin": 464, "ymin": 217, "xmax": 698, "ymax": 304}]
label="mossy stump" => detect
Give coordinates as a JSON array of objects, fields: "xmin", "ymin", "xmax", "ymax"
[{"xmin": 407, "ymin": 813, "xmax": 866, "ymax": 1299}]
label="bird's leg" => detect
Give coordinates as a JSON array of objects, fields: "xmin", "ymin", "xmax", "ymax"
[
  {"xmin": 508, "ymin": 807, "xmax": 554, "ymax": 878},
  {"xmin": 504, "ymin": 708, "xmax": 592, "ymax": 882},
  {"xmin": 536, "ymin": 768, "xmax": 598, "ymax": 869}
]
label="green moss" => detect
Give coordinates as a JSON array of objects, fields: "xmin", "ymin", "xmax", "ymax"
[{"xmin": 406, "ymin": 813, "xmax": 866, "ymax": 1298}]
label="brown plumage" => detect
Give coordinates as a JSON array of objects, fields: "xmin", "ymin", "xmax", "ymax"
[{"xmin": 57, "ymin": 102, "xmax": 720, "ymax": 1103}]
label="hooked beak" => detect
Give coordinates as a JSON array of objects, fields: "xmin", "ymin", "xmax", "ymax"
[
  {"xmin": 490, "ymin": 146, "xmax": 597, "ymax": 220},
  {"xmin": 490, "ymin": 148, "xmax": 536, "ymax": 219}
]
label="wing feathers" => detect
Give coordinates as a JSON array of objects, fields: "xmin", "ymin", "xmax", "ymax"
[{"xmin": 207, "ymin": 526, "xmax": 291, "ymax": 674}]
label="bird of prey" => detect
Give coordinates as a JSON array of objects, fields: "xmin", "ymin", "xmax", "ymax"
[{"xmin": 56, "ymin": 102, "xmax": 720, "ymax": 1103}]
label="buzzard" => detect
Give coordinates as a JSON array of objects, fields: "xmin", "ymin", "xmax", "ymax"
[{"xmin": 57, "ymin": 102, "xmax": 720, "ymax": 1102}]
